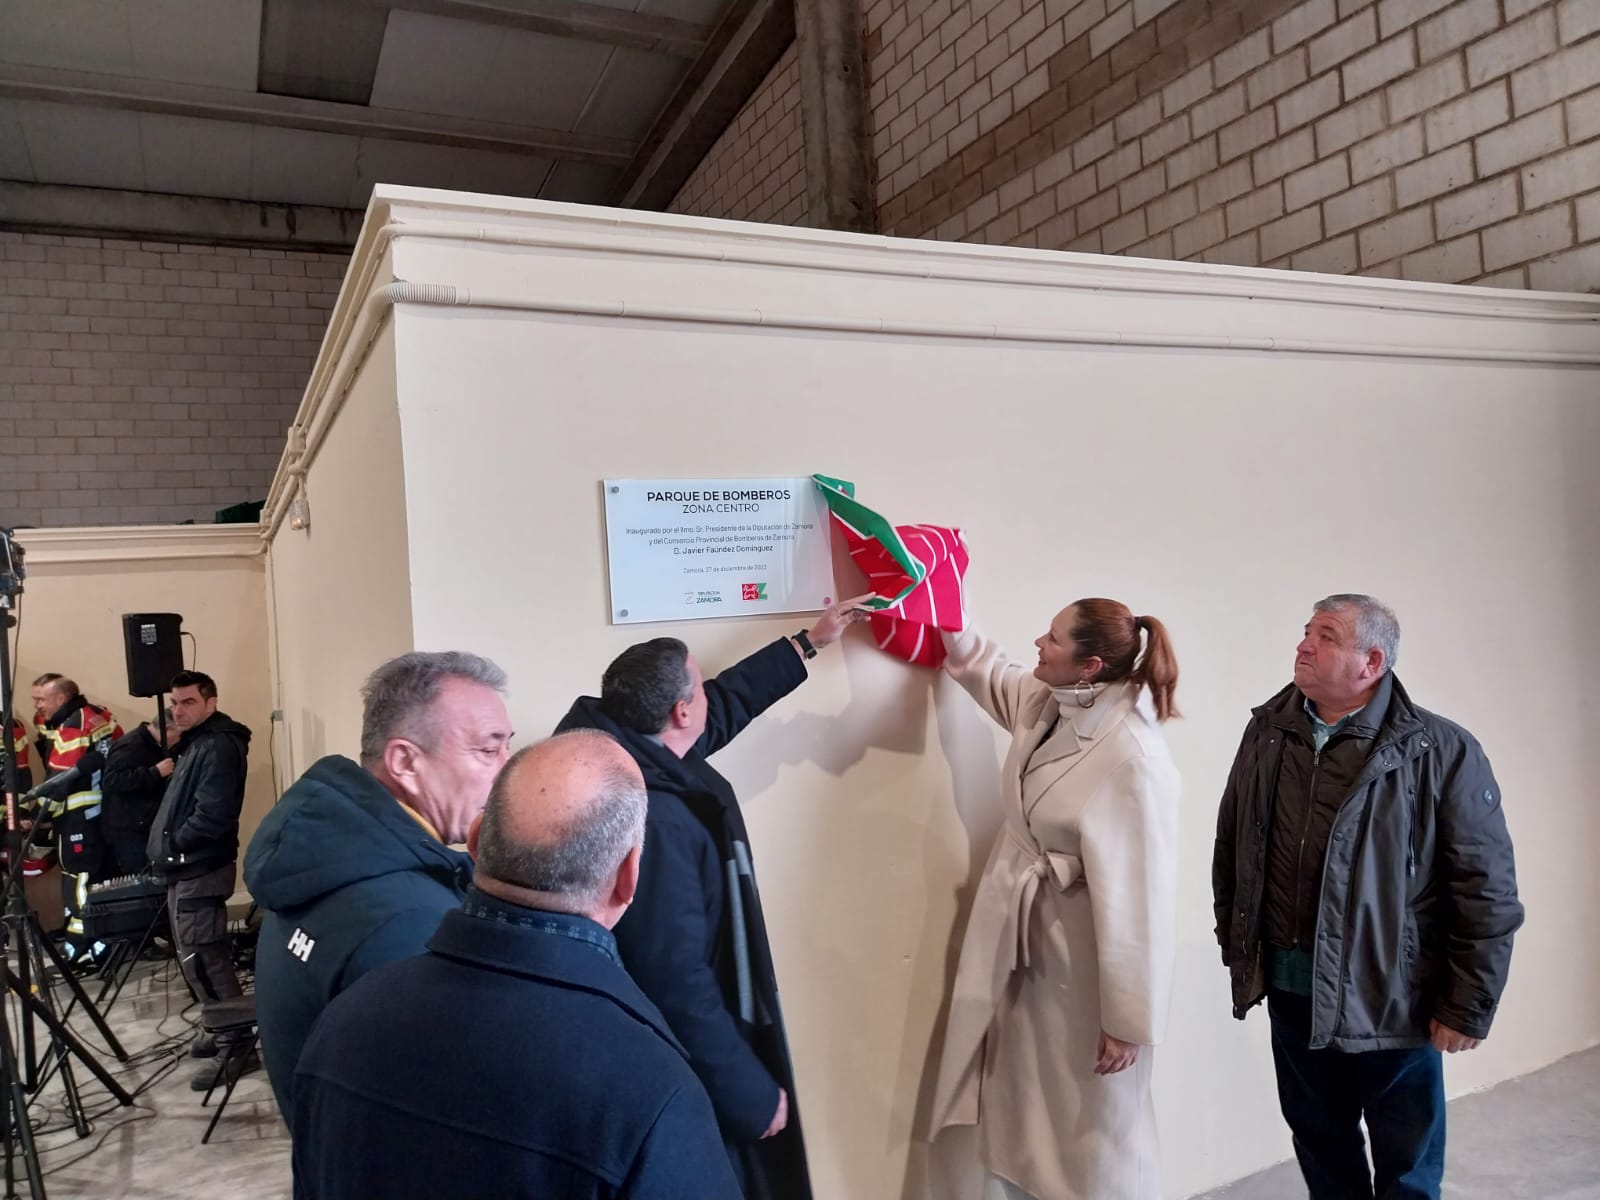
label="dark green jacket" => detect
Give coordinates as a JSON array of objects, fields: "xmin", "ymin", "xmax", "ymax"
[{"xmin": 1213, "ymin": 675, "xmax": 1523, "ymax": 1049}]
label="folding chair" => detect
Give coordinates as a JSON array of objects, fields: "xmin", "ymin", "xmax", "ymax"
[{"xmin": 198, "ymin": 994, "xmax": 261, "ymax": 1144}]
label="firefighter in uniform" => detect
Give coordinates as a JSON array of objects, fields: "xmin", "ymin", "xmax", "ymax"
[
  {"xmin": 3, "ymin": 716, "xmax": 32, "ymax": 792},
  {"xmin": 31, "ymin": 674, "xmax": 123, "ymax": 966}
]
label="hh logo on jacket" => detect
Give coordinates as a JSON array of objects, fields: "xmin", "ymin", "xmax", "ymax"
[{"xmin": 287, "ymin": 928, "xmax": 316, "ymax": 963}]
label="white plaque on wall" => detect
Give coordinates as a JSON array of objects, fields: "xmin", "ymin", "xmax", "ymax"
[{"xmin": 602, "ymin": 477, "xmax": 837, "ymax": 624}]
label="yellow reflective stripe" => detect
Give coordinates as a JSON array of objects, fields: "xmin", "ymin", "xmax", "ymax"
[
  {"xmin": 44, "ymin": 789, "xmax": 102, "ymax": 814},
  {"xmin": 43, "ymin": 710, "xmax": 117, "ymax": 755}
]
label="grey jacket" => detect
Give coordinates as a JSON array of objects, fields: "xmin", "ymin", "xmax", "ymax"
[{"xmin": 1213, "ymin": 675, "xmax": 1523, "ymax": 1050}]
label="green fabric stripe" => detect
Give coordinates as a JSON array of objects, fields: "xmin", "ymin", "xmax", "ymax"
[{"xmin": 811, "ymin": 474, "xmax": 923, "ymax": 608}]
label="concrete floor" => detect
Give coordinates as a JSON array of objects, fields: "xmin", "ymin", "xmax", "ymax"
[
  {"xmin": 13, "ymin": 956, "xmax": 1596, "ymax": 1200},
  {"xmin": 24, "ymin": 954, "xmax": 290, "ymax": 1200}
]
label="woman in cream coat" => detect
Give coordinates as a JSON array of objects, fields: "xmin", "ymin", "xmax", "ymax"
[{"xmin": 931, "ymin": 598, "xmax": 1181, "ymax": 1200}]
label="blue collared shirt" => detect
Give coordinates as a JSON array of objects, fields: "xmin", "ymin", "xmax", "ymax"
[
  {"xmin": 1304, "ymin": 694, "xmax": 1356, "ymax": 753},
  {"xmin": 459, "ymin": 886, "xmax": 620, "ymax": 965}
]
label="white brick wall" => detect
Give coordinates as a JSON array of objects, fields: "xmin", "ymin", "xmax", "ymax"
[
  {"xmin": 669, "ymin": 45, "xmax": 806, "ymax": 226},
  {"xmin": 650, "ymin": 0, "xmax": 1600, "ymax": 294},
  {"xmin": 866, "ymin": 0, "xmax": 1600, "ymax": 293},
  {"xmin": 0, "ymin": 232, "xmax": 342, "ymax": 527}
]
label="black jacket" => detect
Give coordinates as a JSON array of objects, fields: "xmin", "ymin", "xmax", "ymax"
[
  {"xmin": 1213, "ymin": 675, "xmax": 1523, "ymax": 1049},
  {"xmin": 292, "ymin": 891, "xmax": 740, "ymax": 1200},
  {"xmin": 244, "ymin": 755, "xmax": 474, "ymax": 1130},
  {"xmin": 100, "ymin": 725, "xmax": 169, "ymax": 846},
  {"xmin": 147, "ymin": 711, "xmax": 251, "ymax": 879},
  {"xmin": 556, "ymin": 638, "xmax": 813, "ymax": 1200}
]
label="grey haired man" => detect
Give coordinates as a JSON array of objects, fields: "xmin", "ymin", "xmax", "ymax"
[
  {"xmin": 243, "ymin": 650, "xmax": 514, "ymax": 1129},
  {"xmin": 1214, "ymin": 594, "xmax": 1523, "ymax": 1200}
]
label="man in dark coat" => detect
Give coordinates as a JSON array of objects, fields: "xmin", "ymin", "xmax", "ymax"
[
  {"xmin": 556, "ymin": 596, "xmax": 870, "ymax": 1200},
  {"xmin": 146, "ymin": 669, "xmax": 254, "ymax": 1089},
  {"xmin": 99, "ymin": 716, "xmax": 176, "ymax": 876},
  {"xmin": 292, "ymin": 731, "xmax": 739, "ymax": 1200},
  {"xmin": 245, "ymin": 650, "xmax": 512, "ymax": 1130},
  {"xmin": 1214, "ymin": 594, "xmax": 1523, "ymax": 1200}
]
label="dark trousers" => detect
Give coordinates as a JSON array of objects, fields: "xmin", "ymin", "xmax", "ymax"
[
  {"xmin": 169, "ymin": 861, "xmax": 244, "ymax": 1046},
  {"xmin": 1269, "ymin": 990, "xmax": 1446, "ymax": 1200},
  {"xmin": 56, "ymin": 812, "xmax": 105, "ymax": 962}
]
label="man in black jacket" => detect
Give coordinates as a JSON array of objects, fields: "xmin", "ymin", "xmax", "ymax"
[
  {"xmin": 555, "ymin": 597, "xmax": 869, "ymax": 1200},
  {"xmin": 147, "ymin": 670, "xmax": 255, "ymax": 1089},
  {"xmin": 100, "ymin": 716, "xmax": 175, "ymax": 876},
  {"xmin": 1214, "ymin": 594, "xmax": 1523, "ymax": 1200}
]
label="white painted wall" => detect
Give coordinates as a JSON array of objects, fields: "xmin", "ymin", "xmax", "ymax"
[
  {"xmin": 267, "ymin": 321, "xmax": 414, "ymax": 780},
  {"xmin": 14, "ymin": 527, "xmax": 278, "ymax": 849},
  {"xmin": 270, "ymin": 189, "xmax": 1600, "ymax": 1198}
]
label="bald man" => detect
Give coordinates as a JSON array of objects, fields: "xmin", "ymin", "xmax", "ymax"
[{"xmin": 291, "ymin": 731, "xmax": 740, "ymax": 1200}]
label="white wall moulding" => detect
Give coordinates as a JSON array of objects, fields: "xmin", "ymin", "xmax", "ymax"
[
  {"xmin": 17, "ymin": 524, "xmax": 266, "ymax": 565},
  {"xmin": 370, "ymin": 214, "xmax": 1600, "ymax": 323},
  {"xmin": 262, "ymin": 185, "xmax": 1600, "ymax": 1199},
  {"xmin": 261, "ymin": 187, "xmax": 1600, "ymax": 536}
]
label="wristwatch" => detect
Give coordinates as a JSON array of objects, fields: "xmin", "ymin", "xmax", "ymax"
[{"xmin": 793, "ymin": 629, "xmax": 817, "ymax": 659}]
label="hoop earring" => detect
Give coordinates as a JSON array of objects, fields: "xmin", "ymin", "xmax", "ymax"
[{"xmin": 1073, "ymin": 679, "xmax": 1095, "ymax": 708}]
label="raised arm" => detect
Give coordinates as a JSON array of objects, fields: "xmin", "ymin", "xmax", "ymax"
[
  {"xmin": 698, "ymin": 595, "xmax": 874, "ymax": 756},
  {"xmin": 941, "ymin": 626, "xmax": 1041, "ymax": 733}
]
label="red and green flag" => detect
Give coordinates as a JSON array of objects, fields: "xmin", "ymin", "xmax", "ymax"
[{"xmin": 813, "ymin": 474, "xmax": 969, "ymax": 668}]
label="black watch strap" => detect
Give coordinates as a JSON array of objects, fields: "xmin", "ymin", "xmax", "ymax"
[{"xmin": 794, "ymin": 629, "xmax": 817, "ymax": 659}]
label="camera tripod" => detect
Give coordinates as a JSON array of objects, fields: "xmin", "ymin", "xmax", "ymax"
[{"xmin": 1, "ymin": 536, "xmax": 133, "ymax": 1199}]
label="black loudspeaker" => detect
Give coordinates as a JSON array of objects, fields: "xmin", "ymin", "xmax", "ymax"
[{"xmin": 122, "ymin": 612, "xmax": 184, "ymax": 697}]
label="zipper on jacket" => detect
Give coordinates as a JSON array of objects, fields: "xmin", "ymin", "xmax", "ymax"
[
  {"xmin": 1291, "ymin": 745, "xmax": 1321, "ymax": 944},
  {"xmin": 1314, "ymin": 733, "xmax": 1412, "ymax": 1047},
  {"xmin": 1405, "ymin": 764, "xmax": 1418, "ymax": 878}
]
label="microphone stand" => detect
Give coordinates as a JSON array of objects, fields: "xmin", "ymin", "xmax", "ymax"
[
  {"xmin": 1, "ymin": 573, "xmax": 132, "ymax": 1200},
  {"xmin": 0, "ymin": 593, "xmax": 43, "ymax": 1200}
]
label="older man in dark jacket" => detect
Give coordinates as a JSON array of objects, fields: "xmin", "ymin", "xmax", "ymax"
[
  {"xmin": 555, "ymin": 598, "xmax": 869, "ymax": 1200},
  {"xmin": 1214, "ymin": 594, "xmax": 1522, "ymax": 1200},
  {"xmin": 292, "ymin": 732, "xmax": 739, "ymax": 1200}
]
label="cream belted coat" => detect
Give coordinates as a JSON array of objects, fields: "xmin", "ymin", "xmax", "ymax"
[{"xmin": 930, "ymin": 629, "xmax": 1180, "ymax": 1200}]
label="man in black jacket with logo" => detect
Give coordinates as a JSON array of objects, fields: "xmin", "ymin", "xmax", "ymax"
[
  {"xmin": 555, "ymin": 597, "xmax": 869, "ymax": 1200},
  {"xmin": 147, "ymin": 670, "xmax": 254, "ymax": 1089},
  {"xmin": 1214, "ymin": 594, "xmax": 1522, "ymax": 1200}
]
